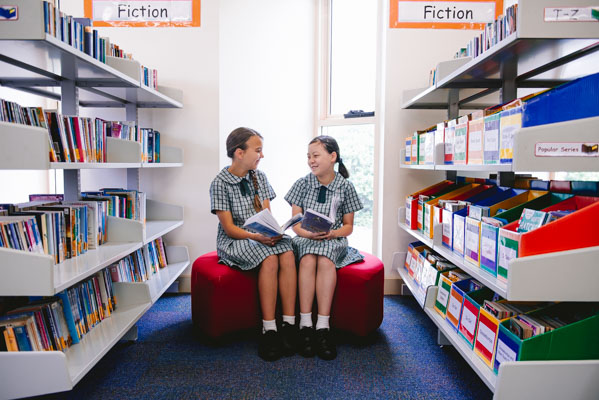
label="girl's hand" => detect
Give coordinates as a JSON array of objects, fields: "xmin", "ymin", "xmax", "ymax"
[
  {"xmin": 299, "ymin": 230, "xmax": 322, "ymax": 240},
  {"xmin": 313, "ymin": 230, "xmax": 337, "ymax": 241},
  {"xmin": 254, "ymin": 234, "xmax": 283, "ymax": 247}
]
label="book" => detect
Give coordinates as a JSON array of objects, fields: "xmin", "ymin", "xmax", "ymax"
[
  {"xmin": 300, "ymin": 194, "xmax": 340, "ymax": 234},
  {"xmin": 243, "ymin": 209, "xmax": 303, "ymax": 237}
]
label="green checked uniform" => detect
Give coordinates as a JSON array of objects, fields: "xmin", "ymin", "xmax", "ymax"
[
  {"xmin": 210, "ymin": 167, "xmax": 293, "ymax": 270},
  {"xmin": 285, "ymin": 172, "xmax": 364, "ymax": 268}
]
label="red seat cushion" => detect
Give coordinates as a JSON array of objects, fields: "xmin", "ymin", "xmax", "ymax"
[
  {"xmin": 191, "ymin": 252, "xmax": 260, "ymax": 338},
  {"xmin": 191, "ymin": 251, "xmax": 384, "ymax": 338}
]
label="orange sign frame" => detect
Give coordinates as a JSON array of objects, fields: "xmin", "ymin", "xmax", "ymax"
[
  {"xmin": 390, "ymin": 0, "xmax": 503, "ymax": 30},
  {"xmin": 84, "ymin": 0, "xmax": 201, "ymax": 27}
]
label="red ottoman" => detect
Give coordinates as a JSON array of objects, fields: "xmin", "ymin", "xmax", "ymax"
[
  {"xmin": 331, "ymin": 252, "xmax": 384, "ymax": 337},
  {"xmin": 191, "ymin": 252, "xmax": 260, "ymax": 338},
  {"xmin": 191, "ymin": 251, "xmax": 384, "ymax": 338}
]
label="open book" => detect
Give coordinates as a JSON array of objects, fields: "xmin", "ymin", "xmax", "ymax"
[
  {"xmin": 243, "ymin": 209, "xmax": 303, "ymax": 237},
  {"xmin": 300, "ymin": 195, "xmax": 340, "ymax": 234}
]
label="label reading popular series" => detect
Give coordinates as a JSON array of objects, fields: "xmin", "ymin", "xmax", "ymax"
[{"xmin": 535, "ymin": 142, "xmax": 599, "ymax": 157}]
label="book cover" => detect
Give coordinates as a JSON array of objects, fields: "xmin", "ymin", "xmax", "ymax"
[
  {"xmin": 499, "ymin": 106, "xmax": 522, "ymax": 164},
  {"xmin": 453, "ymin": 115, "xmax": 469, "ymax": 164},
  {"xmin": 444, "ymin": 118, "xmax": 456, "ymax": 164},
  {"xmin": 468, "ymin": 111, "xmax": 484, "ymax": 164},
  {"xmin": 301, "ymin": 209, "xmax": 334, "ymax": 234},
  {"xmin": 243, "ymin": 209, "xmax": 302, "ymax": 237}
]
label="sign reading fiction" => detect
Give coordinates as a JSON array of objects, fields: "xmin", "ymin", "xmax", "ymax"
[
  {"xmin": 84, "ymin": 0, "xmax": 201, "ymax": 27},
  {"xmin": 390, "ymin": 0, "xmax": 502, "ymax": 29}
]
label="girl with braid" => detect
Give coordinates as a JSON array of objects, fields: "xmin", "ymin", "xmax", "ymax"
[
  {"xmin": 285, "ymin": 135, "xmax": 363, "ymax": 360},
  {"xmin": 210, "ymin": 127, "xmax": 298, "ymax": 361}
]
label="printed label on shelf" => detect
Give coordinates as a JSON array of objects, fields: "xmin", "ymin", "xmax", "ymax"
[
  {"xmin": 477, "ymin": 319, "xmax": 496, "ymax": 353},
  {"xmin": 495, "ymin": 338, "xmax": 518, "ymax": 366},
  {"xmin": 544, "ymin": 7, "xmax": 599, "ymax": 22},
  {"xmin": 437, "ymin": 285, "xmax": 450, "ymax": 306},
  {"xmin": 460, "ymin": 304, "xmax": 477, "ymax": 337},
  {"xmin": 447, "ymin": 294, "xmax": 462, "ymax": 320},
  {"xmin": 535, "ymin": 142, "xmax": 599, "ymax": 157},
  {"xmin": 484, "ymin": 129, "xmax": 499, "ymax": 151},
  {"xmin": 0, "ymin": 6, "xmax": 17, "ymax": 20},
  {"xmin": 481, "ymin": 234, "xmax": 496, "ymax": 262}
]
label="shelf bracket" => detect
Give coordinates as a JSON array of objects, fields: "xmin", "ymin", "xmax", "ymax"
[
  {"xmin": 122, "ymin": 325, "xmax": 138, "ymax": 342},
  {"xmin": 437, "ymin": 329, "xmax": 451, "ymax": 346},
  {"xmin": 447, "ymin": 88, "xmax": 459, "ymax": 120},
  {"xmin": 64, "ymin": 170, "xmax": 81, "ymax": 202},
  {"xmin": 500, "ymin": 57, "xmax": 517, "ymax": 103},
  {"xmin": 446, "ymin": 170, "xmax": 457, "ymax": 182},
  {"xmin": 498, "ymin": 171, "xmax": 515, "ymax": 187},
  {"xmin": 127, "ymin": 168, "xmax": 140, "ymax": 192}
]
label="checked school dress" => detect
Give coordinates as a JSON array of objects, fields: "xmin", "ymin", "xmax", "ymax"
[
  {"xmin": 284, "ymin": 172, "xmax": 363, "ymax": 268},
  {"xmin": 210, "ymin": 167, "xmax": 293, "ymax": 270}
]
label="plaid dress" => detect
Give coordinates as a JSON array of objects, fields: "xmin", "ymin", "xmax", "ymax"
[
  {"xmin": 285, "ymin": 173, "xmax": 364, "ymax": 268},
  {"xmin": 210, "ymin": 167, "xmax": 293, "ymax": 270}
]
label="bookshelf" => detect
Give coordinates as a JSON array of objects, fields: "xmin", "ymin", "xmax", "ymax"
[
  {"xmin": 0, "ymin": 1, "xmax": 189, "ymax": 398},
  {"xmin": 396, "ymin": 1, "xmax": 599, "ymax": 398}
]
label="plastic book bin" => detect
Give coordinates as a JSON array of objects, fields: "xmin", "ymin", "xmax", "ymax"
[
  {"xmin": 433, "ymin": 270, "xmax": 470, "ymax": 318},
  {"xmin": 405, "ymin": 180, "xmax": 453, "ymax": 229},
  {"xmin": 494, "ymin": 303, "xmax": 599, "ymax": 375},
  {"xmin": 445, "ymin": 278, "xmax": 474, "ymax": 332},
  {"xmin": 497, "ymin": 196, "xmax": 599, "ymax": 282},
  {"xmin": 480, "ymin": 192, "xmax": 573, "ymax": 276},
  {"xmin": 417, "ymin": 182, "xmax": 468, "ymax": 232},
  {"xmin": 422, "ymin": 183, "xmax": 486, "ymax": 238},
  {"xmin": 458, "ymin": 287, "xmax": 495, "ymax": 349},
  {"xmin": 441, "ymin": 185, "xmax": 502, "ymax": 250},
  {"xmin": 522, "ymin": 72, "xmax": 599, "ymax": 127}
]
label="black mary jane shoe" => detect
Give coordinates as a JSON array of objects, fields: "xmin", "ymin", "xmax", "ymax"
[
  {"xmin": 315, "ymin": 328, "xmax": 337, "ymax": 361},
  {"xmin": 280, "ymin": 322, "xmax": 298, "ymax": 356},
  {"xmin": 298, "ymin": 326, "xmax": 316, "ymax": 358},
  {"xmin": 258, "ymin": 330, "xmax": 282, "ymax": 362}
]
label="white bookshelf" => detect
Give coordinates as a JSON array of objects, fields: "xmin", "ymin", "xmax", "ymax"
[
  {"xmin": 402, "ymin": 0, "xmax": 599, "ymax": 110},
  {"xmin": 397, "ymin": 2, "xmax": 599, "ymax": 397},
  {"xmin": 0, "ymin": 247, "xmax": 191, "ymax": 399},
  {"xmin": 400, "ymin": 117, "xmax": 599, "ymax": 173},
  {"xmin": 0, "ymin": 3, "xmax": 188, "ymax": 398},
  {"xmin": 397, "ymin": 207, "xmax": 599, "ymax": 302}
]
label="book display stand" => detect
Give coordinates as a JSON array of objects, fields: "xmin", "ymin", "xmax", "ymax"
[
  {"xmin": 0, "ymin": 1, "xmax": 189, "ymax": 398},
  {"xmin": 394, "ymin": 1, "xmax": 599, "ymax": 398}
]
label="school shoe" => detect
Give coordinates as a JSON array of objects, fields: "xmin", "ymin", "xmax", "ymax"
[
  {"xmin": 298, "ymin": 326, "xmax": 316, "ymax": 358},
  {"xmin": 315, "ymin": 328, "xmax": 337, "ymax": 361},
  {"xmin": 258, "ymin": 330, "xmax": 282, "ymax": 362},
  {"xmin": 280, "ymin": 322, "xmax": 298, "ymax": 356}
]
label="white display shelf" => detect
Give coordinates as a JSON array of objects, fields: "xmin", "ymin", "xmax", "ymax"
[
  {"xmin": 0, "ymin": 122, "xmax": 184, "ymax": 170},
  {"xmin": 113, "ymin": 246, "xmax": 190, "ymax": 304},
  {"xmin": 402, "ymin": 0, "xmax": 599, "ymax": 110},
  {"xmin": 401, "ymin": 116, "xmax": 599, "ymax": 173},
  {"xmin": 145, "ymin": 220, "xmax": 184, "ymax": 244},
  {"xmin": 398, "ymin": 207, "xmax": 599, "ymax": 301},
  {"xmin": 395, "ymin": 257, "xmax": 426, "ymax": 307},
  {"xmin": 423, "ymin": 286, "xmax": 497, "ymax": 391},
  {"xmin": 420, "ymin": 286, "xmax": 599, "ymax": 399},
  {"xmin": 0, "ymin": 245, "xmax": 189, "ymax": 399}
]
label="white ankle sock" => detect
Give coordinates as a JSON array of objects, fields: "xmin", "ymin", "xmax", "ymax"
[
  {"xmin": 316, "ymin": 314, "xmax": 330, "ymax": 330},
  {"xmin": 299, "ymin": 312, "xmax": 313, "ymax": 329},
  {"xmin": 282, "ymin": 315, "xmax": 295, "ymax": 325},
  {"xmin": 262, "ymin": 319, "xmax": 277, "ymax": 333}
]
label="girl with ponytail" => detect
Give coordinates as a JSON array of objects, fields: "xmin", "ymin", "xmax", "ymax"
[
  {"xmin": 284, "ymin": 135, "xmax": 363, "ymax": 361},
  {"xmin": 210, "ymin": 127, "xmax": 298, "ymax": 362}
]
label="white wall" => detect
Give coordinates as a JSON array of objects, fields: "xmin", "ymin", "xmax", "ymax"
[
  {"xmin": 380, "ymin": 2, "xmax": 483, "ymax": 290},
  {"xmin": 219, "ymin": 0, "xmax": 316, "ymax": 224}
]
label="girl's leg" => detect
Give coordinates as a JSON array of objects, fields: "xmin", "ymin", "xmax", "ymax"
[
  {"xmin": 258, "ymin": 255, "xmax": 279, "ymax": 321},
  {"xmin": 314, "ymin": 255, "xmax": 338, "ymax": 361},
  {"xmin": 277, "ymin": 251, "xmax": 297, "ymax": 317},
  {"xmin": 315, "ymin": 255, "xmax": 336, "ymax": 317},
  {"xmin": 298, "ymin": 254, "xmax": 317, "ymax": 314}
]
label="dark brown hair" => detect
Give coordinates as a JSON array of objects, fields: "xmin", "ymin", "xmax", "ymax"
[
  {"xmin": 226, "ymin": 127, "xmax": 263, "ymax": 158},
  {"xmin": 227, "ymin": 127, "xmax": 263, "ymax": 212},
  {"xmin": 309, "ymin": 135, "xmax": 349, "ymax": 178}
]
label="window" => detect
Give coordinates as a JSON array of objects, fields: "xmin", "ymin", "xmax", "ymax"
[{"xmin": 317, "ymin": 0, "xmax": 378, "ymax": 252}]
